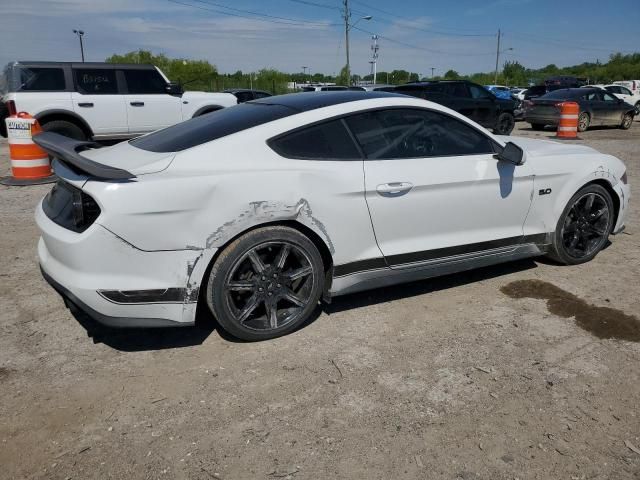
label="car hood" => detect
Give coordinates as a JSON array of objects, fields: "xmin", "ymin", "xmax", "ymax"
[
  {"xmin": 495, "ymin": 135, "xmax": 598, "ymax": 157},
  {"xmin": 81, "ymin": 140, "xmax": 176, "ymax": 175}
]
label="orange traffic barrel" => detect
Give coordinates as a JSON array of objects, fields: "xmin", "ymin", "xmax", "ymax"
[
  {"xmin": 556, "ymin": 102, "xmax": 580, "ymax": 140},
  {"xmin": 1, "ymin": 112, "xmax": 56, "ymax": 185}
]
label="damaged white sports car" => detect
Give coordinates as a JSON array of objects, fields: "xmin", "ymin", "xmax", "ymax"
[{"xmin": 35, "ymin": 91, "xmax": 630, "ymax": 341}]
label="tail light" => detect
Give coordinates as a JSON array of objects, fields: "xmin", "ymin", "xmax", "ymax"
[
  {"xmin": 43, "ymin": 181, "xmax": 101, "ymax": 233},
  {"xmin": 6, "ymin": 100, "xmax": 16, "ymax": 116}
]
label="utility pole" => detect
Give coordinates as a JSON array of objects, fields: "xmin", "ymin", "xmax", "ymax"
[
  {"xmin": 73, "ymin": 29, "xmax": 85, "ymax": 62},
  {"xmin": 431, "ymin": 67, "xmax": 435, "ymax": 79},
  {"xmin": 494, "ymin": 28, "xmax": 501, "ymax": 84},
  {"xmin": 370, "ymin": 35, "xmax": 379, "ymax": 86},
  {"xmin": 301, "ymin": 66, "xmax": 308, "ymax": 84},
  {"xmin": 343, "ymin": 0, "xmax": 351, "ymax": 86}
]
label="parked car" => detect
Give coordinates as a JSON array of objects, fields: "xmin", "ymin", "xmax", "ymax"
[
  {"xmin": 484, "ymin": 85, "xmax": 514, "ymax": 100},
  {"xmin": 224, "ymin": 89, "xmax": 272, "ymax": 103},
  {"xmin": 522, "ymin": 85, "xmax": 550, "ymax": 101},
  {"xmin": 524, "ymin": 88, "xmax": 636, "ymax": 132},
  {"xmin": 544, "ymin": 76, "xmax": 588, "ymax": 88},
  {"xmin": 613, "ymin": 80, "xmax": 640, "ymax": 95},
  {"xmin": 34, "ymin": 91, "xmax": 629, "ymax": 340},
  {"xmin": 393, "ymin": 80, "xmax": 518, "ymax": 135},
  {"xmin": 511, "ymin": 88, "xmax": 527, "ymax": 101},
  {"xmin": 301, "ymin": 85, "xmax": 348, "ymax": 92},
  {"xmin": 0, "ymin": 61, "xmax": 237, "ymax": 140},
  {"xmin": 601, "ymin": 84, "xmax": 640, "ymax": 111}
]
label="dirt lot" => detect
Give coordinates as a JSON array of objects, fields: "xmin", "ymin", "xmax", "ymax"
[{"xmin": 1, "ymin": 122, "xmax": 639, "ymax": 480}]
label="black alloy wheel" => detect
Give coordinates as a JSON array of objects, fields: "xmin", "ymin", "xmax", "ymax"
[
  {"xmin": 548, "ymin": 184, "xmax": 614, "ymax": 265},
  {"xmin": 207, "ymin": 226, "xmax": 324, "ymax": 341}
]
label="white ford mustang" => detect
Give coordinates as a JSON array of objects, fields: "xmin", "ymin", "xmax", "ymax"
[{"xmin": 34, "ymin": 91, "xmax": 630, "ymax": 341}]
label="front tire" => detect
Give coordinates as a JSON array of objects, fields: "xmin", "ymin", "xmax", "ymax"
[
  {"xmin": 494, "ymin": 112, "xmax": 515, "ymax": 135},
  {"xmin": 547, "ymin": 184, "xmax": 614, "ymax": 265},
  {"xmin": 206, "ymin": 226, "xmax": 324, "ymax": 341}
]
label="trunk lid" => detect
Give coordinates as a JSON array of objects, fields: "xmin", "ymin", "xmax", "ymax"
[{"xmin": 32, "ymin": 132, "xmax": 175, "ymax": 183}]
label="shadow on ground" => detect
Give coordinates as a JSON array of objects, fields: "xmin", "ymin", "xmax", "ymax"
[{"xmin": 73, "ymin": 258, "xmax": 538, "ymax": 352}]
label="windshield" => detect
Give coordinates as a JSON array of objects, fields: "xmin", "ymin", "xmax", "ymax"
[{"xmin": 130, "ymin": 102, "xmax": 297, "ymax": 153}]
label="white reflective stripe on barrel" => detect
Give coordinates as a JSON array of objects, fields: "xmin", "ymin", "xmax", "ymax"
[
  {"xmin": 558, "ymin": 126, "xmax": 577, "ymax": 131},
  {"xmin": 10, "ymin": 157, "xmax": 50, "ymax": 168},
  {"xmin": 560, "ymin": 114, "xmax": 579, "ymax": 119}
]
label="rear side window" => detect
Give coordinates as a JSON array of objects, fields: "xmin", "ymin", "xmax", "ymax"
[
  {"xmin": 74, "ymin": 68, "xmax": 118, "ymax": 94},
  {"xmin": 269, "ymin": 120, "xmax": 360, "ymax": 160},
  {"xmin": 123, "ymin": 69, "xmax": 166, "ymax": 94},
  {"xmin": 344, "ymin": 108, "xmax": 494, "ymax": 160},
  {"xmin": 131, "ymin": 103, "xmax": 296, "ymax": 152},
  {"xmin": 18, "ymin": 67, "xmax": 65, "ymax": 91}
]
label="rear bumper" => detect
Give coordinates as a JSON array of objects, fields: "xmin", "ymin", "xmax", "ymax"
[
  {"xmin": 524, "ymin": 113, "xmax": 559, "ymax": 126},
  {"xmin": 36, "ymin": 200, "xmax": 208, "ymax": 328},
  {"xmin": 41, "ymin": 267, "xmax": 190, "ymax": 328}
]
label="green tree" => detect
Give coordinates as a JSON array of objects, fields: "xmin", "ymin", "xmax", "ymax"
[{"xmin": 443, "ymin": 69, "xmax": 460, "ymax": 80}]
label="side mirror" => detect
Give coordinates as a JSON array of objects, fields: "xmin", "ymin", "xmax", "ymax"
[
  {"xmin": 165, "ymin": 82, "xmax": 183, "ymax": 95},
  {"xmin": 494, "ymin": 141, "xmax": 525, "ymax": 166}
]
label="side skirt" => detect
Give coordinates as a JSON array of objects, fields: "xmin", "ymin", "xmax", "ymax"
[{"xmin": 329, "ymin": 241, "xmax": 548, "ymax": 297}]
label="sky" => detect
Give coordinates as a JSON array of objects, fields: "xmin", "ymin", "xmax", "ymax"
[{"xmin": 1, "ymin": 0, "xmax": 639, "ymax": 78}]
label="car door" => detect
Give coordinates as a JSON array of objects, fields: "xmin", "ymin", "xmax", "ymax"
[
  {"xmin": 349, "ymin": 108, "xmax": 534, "ymax": 267},
  {"xmin": 122, "ymin": 68, "xmax": 182, "ymax": 134},
  {"xmin": 467, "ymin": 83, "xmax": 498, "ymax": 127},
  {"xmin": 601, "ymin": 90, "xmax": 624, "ymax": 125},
  {"xmin": 71, "ymin": 67, "xmax": 128, "ymax": 136}
]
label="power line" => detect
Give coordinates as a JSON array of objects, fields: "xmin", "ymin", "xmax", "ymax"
[
  {"xmin": 349, "ymin": 0, "xmax": 494, "ymax": 37},
  {"xmin": 286, "ymin": 0, "xmax": 341, "ymax": 11},
  {"xmin": 351, "ymin": 25, "xmax": 495, "ymax": 56},
  {"xmin": 169, "ymin": 0, "xmax": 337, "ymax": 26}
]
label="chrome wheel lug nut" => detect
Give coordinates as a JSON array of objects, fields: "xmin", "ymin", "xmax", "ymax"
[{"xmin": 276, "ymin": 283, "xmax": 281, "ymax": 288}]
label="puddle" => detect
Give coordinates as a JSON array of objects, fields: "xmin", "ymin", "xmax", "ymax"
[{"xmin": 501, "ymin": 280, "xmax": 640, "ymax": 342}]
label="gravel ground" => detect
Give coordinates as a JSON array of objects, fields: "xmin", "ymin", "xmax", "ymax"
[{"xmin": 1, "ymin": 122, "xmax": 639, "ymax": 480}]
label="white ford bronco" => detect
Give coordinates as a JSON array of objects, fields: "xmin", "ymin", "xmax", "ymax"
[{"xmin": 0, "ymin": 61, "xmax": 237, "ymax": 140}]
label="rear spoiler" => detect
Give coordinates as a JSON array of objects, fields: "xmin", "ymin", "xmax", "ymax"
[{"xmin": 32, "ymin": 132, "xmax": 135, "ymax": 180}]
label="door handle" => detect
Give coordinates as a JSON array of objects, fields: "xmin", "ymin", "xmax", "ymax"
[
  {"xmin": 376, "ymin": 182, "xmax": 413, "ymax": 197},
  {"xmin": 130, "ymin": 102, "xmax": 145, "ymax": 107},
  {"xmin": 77, "ymin": 102, "xmax": 93, "ymax": 107}
]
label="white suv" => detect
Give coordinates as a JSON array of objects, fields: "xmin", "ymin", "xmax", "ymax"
[{"xmin": 0, "ymin": 62, "xmax": 237, "ymax": 140}]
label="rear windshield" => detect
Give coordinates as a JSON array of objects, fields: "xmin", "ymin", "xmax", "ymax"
[
  {"xmin": 540, "ymin": 89, "xmax": 581, "ymax": 100},
  {"xmin": 130, "ymin": 102, "xmax": 297, "ymax": 152}
]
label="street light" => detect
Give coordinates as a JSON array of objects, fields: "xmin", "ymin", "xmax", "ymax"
[
  {"xmin": 344, "ymin": 0, "xmax": 372, "ymax": 86},
  {"xmin": 73, "ymin": 29, "xmax": 85, "ymax": 62}
]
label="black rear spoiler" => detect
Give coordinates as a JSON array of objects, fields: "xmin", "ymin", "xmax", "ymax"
[{"xmin": 32, "ymin": 132, "xmax": 135, "ymax": 180}]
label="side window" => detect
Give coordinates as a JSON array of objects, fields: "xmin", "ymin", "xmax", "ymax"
[
  {"xmin": 586, "ymin": 92, "xmax": 600, "ymax": 101},
  {"xmin": 235, "ymin": 92, "xmax": 253, "ymax": 103},
  {"xmin": 606, "ymin": 86, "xmax": 621, "ymax": 94},
  {"xmin": 602, "ymin": 92, "xmax": 618, "ymax": 102},
  {"xmin": 123, "ymin": 69, "xmax": 167, "ymax": 94},
  {"xmin": 74, "ymin": 69, "xmax": 118, "ymax": 94},
  {"xmin": 468, "ymin": 84, "xmax": 490, "ymax": 99},
  {"xmin": 344, "ymin": 109, "xmax": 494, "ymax": 160},
  {"xmin": 269, "ymin": 120, "xmax": 361, "ymax": 160},
  {"xmin": 18, "ymin": 67, "xmax": 66, "ymax": 91},
  {"xmin": 621, "ymin": 87, "xmax": 632, "ymax": 95}
]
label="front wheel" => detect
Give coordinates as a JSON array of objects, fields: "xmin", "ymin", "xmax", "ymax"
[
  {"xmin": 206, "ymin": 226, "xmax": 324, "ymax": 341},
  {"xmin": 547, "ymin": 184, "xmax": 614, "ymax": 265},
  {"xmin": 493, "ymin": 112, "xmax": 515, "ymax": 135},
  {"xmin": 41, "ymin": 120, "xmax": 87, "ymax": 140}
]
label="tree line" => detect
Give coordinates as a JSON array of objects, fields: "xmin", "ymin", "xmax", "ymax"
[{"xmin": 106, "ymin": 50, "xmax": 640, "ymax": 92}]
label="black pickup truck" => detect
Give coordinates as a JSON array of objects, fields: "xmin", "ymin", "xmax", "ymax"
[{"xmin": 392, "ymin": 80, "xmax": 518, "ymax": 135}]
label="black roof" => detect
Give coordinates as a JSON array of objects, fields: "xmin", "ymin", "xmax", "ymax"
[
  {"xmin": 224, "ymin": 89, "xmax": 271, "ymax": 94},
  {"xmin": 250, "ymin": 90, "xmax": 404, "ymax": 112},
  {"xmin": 6, "ymin": 61, "xmax": 156, "ymax": 70}
]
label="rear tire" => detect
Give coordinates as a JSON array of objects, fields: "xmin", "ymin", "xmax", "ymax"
[
  {"xmin": 206, "ymin": 226, "xmax": 324, "ymax": 341},
  {"xmin": 530, "ymin": 123, "xmax": 545, "ymax": 131},
  {"xmin": 41, "ymin": 120, "xmax": 87, "ymax": 141},
  {"xmin": 547, "ymin": 184, "xmax": 614, "ymax": 265},
  {"xmin": 493, "ymin": 112, "xmax": 515, "ymax": 135},
  {"xmin": 577, "ymin": 112, "xmax": 590, "ymax": 132},
  {"xmin": 620, "ymin": 113, "xmax": 633, "ymax": 130}
]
